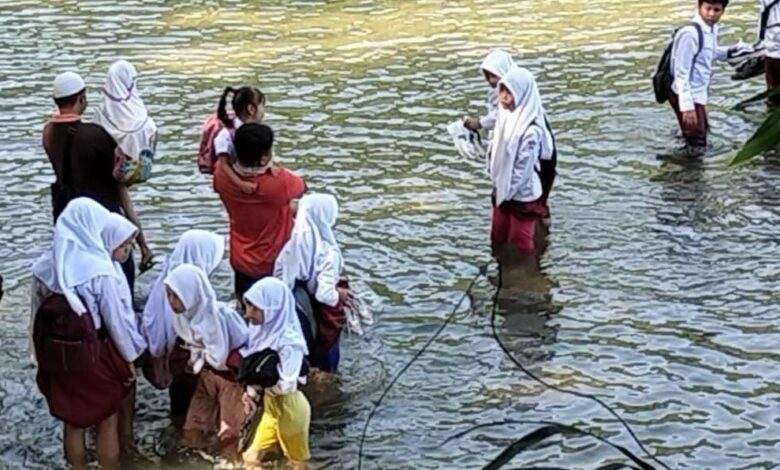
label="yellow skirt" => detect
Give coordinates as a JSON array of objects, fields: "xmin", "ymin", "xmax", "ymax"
[{"xmin": 248, "ymin": 390, "xmax": 311, "ymax": 461}]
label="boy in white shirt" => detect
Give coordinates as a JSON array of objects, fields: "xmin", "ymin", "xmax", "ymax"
[
  {"xmin": 761, "ymin": 0, "xmax": 780, "ymax": 105},
  {"xmin": 668, "ymin": 0, "xmax": 733, "ymax": 146}
]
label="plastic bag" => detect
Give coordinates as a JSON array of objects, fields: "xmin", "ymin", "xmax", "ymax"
[{"xmin": 447, "ymin": 120, "xmax": 486, "ymax": 161}]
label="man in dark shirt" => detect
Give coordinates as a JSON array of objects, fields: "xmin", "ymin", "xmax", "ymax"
[{"xmin": 43, "ymin": 72, "xmax": 153, "ymax": 294}]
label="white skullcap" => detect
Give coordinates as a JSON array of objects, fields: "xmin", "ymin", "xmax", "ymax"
[{"xmin": 53, "ymin": 72, "xmax": 86, "ymax": 99}]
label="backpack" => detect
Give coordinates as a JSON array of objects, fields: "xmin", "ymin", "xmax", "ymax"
[
  {"xmin": 113, "ymin": 147, "xmax": 154, "ymax": 186},
  {"xmin": 33, "ymin": 294, "xmax": 102, "ymax": 374},
  {"xmin": 197, "ymin": 114, "xmax": 235, "ymax": 175},
  {"xmin": 652, "ymin": 22, "xmax": 704, "ymax": 104}
]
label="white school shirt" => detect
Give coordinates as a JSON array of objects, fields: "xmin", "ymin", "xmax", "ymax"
[
  {"xmin": 213, "ymin": 117, "xmax": 244, "ymax": 159},
  {"xmin": 30, "ymin": 276, "xmax": 147, "ymax": 363},
  {"xmin": 671, "ymin": 15, "xmax": 730, "ymax": 112},
  {"xmin": 489, "ymin": 124, "xmax": 544, "ymax": 204},
  {"xmin": 761, "ymin": 0, "xmax": 780, "ymax": 59}
]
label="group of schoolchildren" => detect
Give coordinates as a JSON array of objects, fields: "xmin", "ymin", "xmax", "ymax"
[
  {"xmin": 22, "ymin": 0, "xmax": 780, "ymax": 468},
  {"xmin": 31, "ymin": 60, "xmax": 359, "ymax": 469}
]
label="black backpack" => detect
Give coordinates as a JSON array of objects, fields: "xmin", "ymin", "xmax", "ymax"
[{"xmin": 652, "ymin": 22, "xmax": 704, "ymax": 104}]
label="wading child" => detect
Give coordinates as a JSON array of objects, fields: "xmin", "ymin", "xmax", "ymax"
[
  {"xmin": 141, "ymin": 229, "xmax": 225, "ymax": 424},
  {"xmin": 214, "ymin": 86, "xmax": 266, "ymax": 194},
  {"xmin": 488, "ymin": 67, "xmax": 556, "ymax": 264},
  {"xmin": 464, "ymin": 49, "xmax": 516, "ymax": 132},
  {"xmin": 241, "ymin": 278, "xmax": 311, "ymax": 470},
  {"xmin": 760, "ymin": 0, "xmax": 780, "ymax": 105},
  {"xmin": 668, "ymin": 0, "xmax": 738, "ymax": 146},
  {"xmin": 164, "ymin": 264, "xmax": 248, "ymax": 459},
  {"xmin": 31, "ymin": 198, "xmax": 146, "ymax": 470},
  {"xmin": 274, "ymin": 194, "xmax": 352, "ymax": 372}
]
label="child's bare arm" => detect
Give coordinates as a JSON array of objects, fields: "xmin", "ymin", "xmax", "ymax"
[{"xmin": 218, "ymin": 155, "xmax": 256, "ymax": 194}]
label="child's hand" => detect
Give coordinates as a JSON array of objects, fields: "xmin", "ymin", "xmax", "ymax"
[
  {"xmin": 682, "ymin": 111, "xmax": 698, "ymax": 129},
  {"xmin": 337, "ymin": 287, "xmax": 354, "ymax": 305},
  {"xmin": 242, "ymin": 391, "xmax": 258, "ymax": 414},
  {"xmin": 238, "ymin": 179, "xmax": 258, "ymax": 194}
]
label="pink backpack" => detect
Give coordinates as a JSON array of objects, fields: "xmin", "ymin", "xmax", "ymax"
[{"xmin": 197, "ymin": 114, "xmax": 236, "ymax": 175}]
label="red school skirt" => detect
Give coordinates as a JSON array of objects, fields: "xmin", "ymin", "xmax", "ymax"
[
  {"xmin": 36, "ymin": 337, "xmax": 133, "ymax": 429},
  {"xmin": 490, "ymin": 197, "xmax": 548, "ymax": 255}
]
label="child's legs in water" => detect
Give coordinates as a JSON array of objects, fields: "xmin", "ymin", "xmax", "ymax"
[
  {"xmin": 119, "ymin": 384, "xmax": 135, "ymax": 452},
  {"xmin": 63, "ymin": 423, "xmax": 87, "ymax": 469},
  {"xmin": 95, "ymin": 413, "xmax": 121, "ymax": 470}
]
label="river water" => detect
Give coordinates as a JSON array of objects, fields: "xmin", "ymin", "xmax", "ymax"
[{"xmin": 1, "ymin": 0, "xmax": 778, "ymax": 468}]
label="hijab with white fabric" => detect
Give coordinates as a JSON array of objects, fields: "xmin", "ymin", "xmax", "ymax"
[
  {"xmin": 34, "ymin": 198, "xmax": 121, "ymax": 314},
  {"xmin": 142, "ymin": 230, "xmax": 225, "ymax": 357},
  {"xmin": 242, "ymin": 277, "xmax": 308, "ymax": 356},
  {"xmin": 479, "ymin": 49, "xmax": 517, "ymax": 130},
  {"xmin": 92, "ymin": 60, "xmax": 157, "ymax": 159},
  {"xmin": 101, "ymin": 212, "xmax": 138, "ymax": 254},
  {"xmin": 489, "ymin": 67, "xmax": 555, "ymax": 206},
  {"xmin": 164, "ymin": 264, "xmax": 247, "ymax": 371},
  {"xmin": 273, "ymin": 194, "xmax": 342, "ymax": 289},
  {"xmin": 480, "ymin": 49, "xmax": 516, "ymax": 79}
]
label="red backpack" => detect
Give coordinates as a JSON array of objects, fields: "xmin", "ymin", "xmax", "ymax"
[
  {"xmin": 33, "ymin": 294, "xmax": 101, "ymax": 373},
  {"xmin": 198, "ymin": 113, "xmax": 237, "ymax": 175}
]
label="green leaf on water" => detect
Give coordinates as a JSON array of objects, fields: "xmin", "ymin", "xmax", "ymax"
[
  {"xmin": 729, "ymin": 106, "xmax": 780, "ymax": 166},
  {"xmin": 482, "ymin": 426, "xmax": 561, "ymax": 470}
]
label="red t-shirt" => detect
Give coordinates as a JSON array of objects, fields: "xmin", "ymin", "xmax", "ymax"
[{"xmin": 214, "ymin": 165, "xmax": 306, "ymax": 277}]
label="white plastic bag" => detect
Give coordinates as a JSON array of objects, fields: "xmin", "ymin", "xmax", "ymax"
[
  {"xmin": 344, "ymin": 293, "xmax": 374, "ymax": 336},
  {"xmin": 447, "ymin": 120, "xmax": 486, "ymax": 161}
]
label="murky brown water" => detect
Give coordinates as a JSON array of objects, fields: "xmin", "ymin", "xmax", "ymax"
[{"xmin": 1, "ymin": 0, "xmax": 778, "ymax": 468}]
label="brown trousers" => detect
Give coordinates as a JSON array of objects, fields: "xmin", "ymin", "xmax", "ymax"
[{"xmin": 667, "ymin": 91, "xmax": 708, "ymax": 147}]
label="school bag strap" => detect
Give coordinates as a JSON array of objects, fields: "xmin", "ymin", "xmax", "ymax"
[
  {"xmin": 761, "ymin": 0, "xmax": 780, "ymax": 41},
  {"xmin": 674, "ymin": 22, "xmax": 705, "ymax": 80}
]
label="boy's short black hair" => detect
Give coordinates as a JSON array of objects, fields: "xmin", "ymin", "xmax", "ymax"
[
  {"xmin": 699, "ymin": 0, "xmax": 729, "ymax": 7},
  {"xmin": 235, "ymin": 123, "xmax": 274, "ymax": 167},
  {"xmin": 53, "ymin": 89, "xmax": 85, "ymax": 109}
]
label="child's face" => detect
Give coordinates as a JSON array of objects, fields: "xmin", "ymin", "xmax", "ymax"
[
  {"xmin": 245, "ymin": 300, "xmax": 265, "ymax": 325},
  {"xmin": 166, "ymin": 286, "xmax": 186, "ymax": 314},
  {"xmin": 111, "ymin": 239, "xmax": 134, "ymax": 263},
  {"xmin": 498, "ymin": 85, "xmax": 515, "ymax": 110},
  {"xmin": 699, "ymin": 1, "xmax": 725, "ymax": 26},
  {"xmin": 484, "ymin": 70, "xmax": 500, "ymax": 88}
]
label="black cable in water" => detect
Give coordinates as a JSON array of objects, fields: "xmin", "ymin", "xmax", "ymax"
[
  {"xmin": 489, "ymin": 262, "xmax": 670, "ymax": 470},
  {"xmin": 356, "ymin": 263, "xmax": 489, "ymax": 470}
]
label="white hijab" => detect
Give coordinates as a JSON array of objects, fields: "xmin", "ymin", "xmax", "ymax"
[
  {"xmin": 34, "ymin": 198, "xmax": 134, "ymax": 314},
  {"xmin": 489, "ymin": 67, "xmax": 554, "ymax": 205},
  {"xmin": 242, "ymin": 277, "xmax": 308, "ymax": 356},
  {"xmin": 273, "ymin": 194, "xmax": 342, "ymax": 288},
  {"xmin": 165, "ymin": 264, "xmax": 246, "ymax": 370},
  {"xmin": 142, "ymin": 230, "xmax": 225, "ymax": 357},
  {"xmin": 93, "ymin": 60, "xmax": 157, "ymax": 159},
  {"xmin": 480, "ymin": 49, "xmax": 516, "ymax": 80}
]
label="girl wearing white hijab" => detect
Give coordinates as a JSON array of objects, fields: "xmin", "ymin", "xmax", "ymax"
[
  {"xmin": 273, "ymin": 193, "xmax": 350, "ymax": 372},
  {"xmin": 93, "ymin": 60, "xmax": 158, "ymax": 163},
  {"xmin": 143, "ymin": 230, "xmax": 225, "ymax": 358},
  {"xmin": 241, "ymin": 277, "xmax": 311, "ymax": 469},
  {"xmin": 140, "ymin": 229, "xmax": 225, "ymax": 423},
  {"xmin": 93, "ymin": 59, "xmax": 156, "ymax": 271},
  {"xmin": 164, "ymin": 264, "xmax": 248, "ymax": 456},
  {"xmin": 30, "ymin": 197, "xmax": 145, "ymax": 470},
  {"xmin": 488, "ymin": 66, "xmax": 556, "ymax": 259},
  {"xmin": 464, "ymin": 49, "xmax": 517, "ymax": 132}
]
